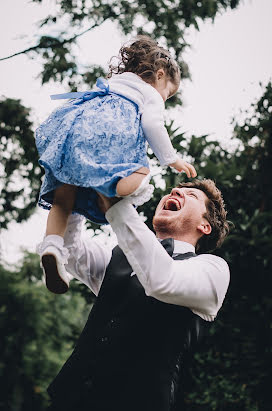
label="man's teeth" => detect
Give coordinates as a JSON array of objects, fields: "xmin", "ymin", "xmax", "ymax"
[{"xmin": 164, "ymin": 198, "xmax": 181, "ymax": 211}]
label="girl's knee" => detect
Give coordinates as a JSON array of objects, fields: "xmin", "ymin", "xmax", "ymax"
[{"xmin": 116, "ymin": 167, "xmax": 150, "ymax": 197}]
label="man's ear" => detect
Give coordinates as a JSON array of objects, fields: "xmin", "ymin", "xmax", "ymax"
[{"xmin": 197, "ymin": 221, "xmax": 212, "ymax": 235}]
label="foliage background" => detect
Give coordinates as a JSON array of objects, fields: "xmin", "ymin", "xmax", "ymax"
[{"xmin": 0, "ymin": 1, "xmax": 271, "ymax": 410}]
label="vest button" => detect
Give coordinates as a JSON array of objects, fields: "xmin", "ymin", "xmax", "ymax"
[{"xmin": 84, "ymin": 378, "xmax": 93, "ymax": 389}]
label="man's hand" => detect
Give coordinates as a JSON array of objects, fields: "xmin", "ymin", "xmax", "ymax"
[{"xmin": 97, "ymin": 192, "xmax": 121, "ymax": 214}]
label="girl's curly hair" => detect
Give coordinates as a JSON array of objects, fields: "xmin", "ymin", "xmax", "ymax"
[{"xmin": 108, "ymin": 35, "xmax": 180, "ymax": 87}]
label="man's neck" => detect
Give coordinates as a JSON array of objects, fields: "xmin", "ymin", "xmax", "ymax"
[{"xmin": 156, "ymin": 232, "xmax": 197, "ymax": 247}]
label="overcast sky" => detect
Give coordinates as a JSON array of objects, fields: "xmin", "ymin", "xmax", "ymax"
[{"xmin": 1, "ymin": 0, "xmax": 272, "ymax": 265}]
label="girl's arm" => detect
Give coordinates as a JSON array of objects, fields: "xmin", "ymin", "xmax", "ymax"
[{"xmin": 141, "ymin": 92, "xmax": 196, "ymax": 177}]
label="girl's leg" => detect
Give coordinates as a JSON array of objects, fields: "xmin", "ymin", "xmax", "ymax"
[
  {"xmin": 116, "ymin": 167, "xmax": 150, "ymax": 197},
  {"xmin": 46, "ymin": 184, "xmax": 77, "ymax": 237},
  {"xmin": 39, "ymin": 184, "xmax": 77, "ymax": 294}
]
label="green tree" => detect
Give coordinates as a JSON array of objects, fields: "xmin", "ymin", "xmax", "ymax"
[
  {"xmin": 0, "ymin": 98, "xmax": 42, "ymax": 229},
  {"xmin": 181, "ymin": 83, "xmax": 272, "ymax": 411},
  {"xmin": 1, "ymin": 78, "xmax": 271, "ymax": 410},
  {"xmin": 0, "ymin": 252, "xmax": 91, "ymax": 411},
  {"xmin": 1, "ymin": 0, "xmax": 241, "ymax": 92},
  {"xmin": 2, "ymin": 2, "xmax": 271, "ymax": 410},
  {"xmin": 0, "ymin": 0, "xmax": 242, "ymax": 228}
]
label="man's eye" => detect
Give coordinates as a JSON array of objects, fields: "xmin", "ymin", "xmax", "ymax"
[{"xmin": 189, "ymin": 193, "xmax": 197, "ymax": 198}]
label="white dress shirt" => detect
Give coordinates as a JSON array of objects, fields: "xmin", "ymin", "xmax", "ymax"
[
  {"xmin": 64, "ymin": 200, "xmax": 230, "ymax": 322},
  {"xmin": 108, "ymin": 72, "xmax": 178, "ymax": 166}
]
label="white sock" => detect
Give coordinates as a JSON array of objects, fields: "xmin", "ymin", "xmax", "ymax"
[{"xmin": 43, "ymin": 234, "xmax": 64, "ymax": 248}]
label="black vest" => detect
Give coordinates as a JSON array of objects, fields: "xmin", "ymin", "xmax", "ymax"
[{"xmin": 48, "ymin": 245, "xmax": 208, "ymax": 411}]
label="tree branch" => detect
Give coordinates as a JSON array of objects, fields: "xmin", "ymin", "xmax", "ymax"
[
  {"xmin": 0, "ymin": 24, "xmax": 100, "ymax": 61},
  {"xmin": 0, "ymin": 45, "xmax": 41, "ymax": 61}
]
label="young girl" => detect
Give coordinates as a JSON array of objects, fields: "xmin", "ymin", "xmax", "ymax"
[{"xmin": 36, "ymin": 35, "xmax": 196, "ymax": 294}]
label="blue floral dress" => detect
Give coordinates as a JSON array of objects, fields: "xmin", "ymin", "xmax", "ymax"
[{"xmin": 35, "ymin": 78, "xmax": 149, "ymax": 224}]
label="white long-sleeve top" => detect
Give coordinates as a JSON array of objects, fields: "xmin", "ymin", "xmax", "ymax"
[
  {"xmin": 64, "ymin": 200, "xmax": 230, "ymax": 322},
  {"xmin": 108, "ymin": 72, "xmax": 178, "ymax": 166}
]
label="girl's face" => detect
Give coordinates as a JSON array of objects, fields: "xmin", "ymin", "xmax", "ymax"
[{"xmin": 153, "ymin": 69, "xmax": 179, "ymax": 102}]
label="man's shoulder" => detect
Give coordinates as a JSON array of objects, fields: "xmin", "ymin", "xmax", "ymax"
[
  {"xmin": 193, "ymin": 253, "xmax": 230, "ymax": 299},
  {"xmin": 194, "ymin": 252, "xmax": 230, "ymax": 273},
  {"xmin": 195, "ymin": 251, "xmax": 227, "ymax": 261}
]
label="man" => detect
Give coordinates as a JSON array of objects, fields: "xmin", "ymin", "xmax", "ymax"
[{"xmin": 47, "ymin": 179, "xmax": 230, "ymax": 411}]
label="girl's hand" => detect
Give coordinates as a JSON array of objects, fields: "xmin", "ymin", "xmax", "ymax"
[{"xmin": 169, "ymin": 158, "xmax": 197, "ymax": 178}]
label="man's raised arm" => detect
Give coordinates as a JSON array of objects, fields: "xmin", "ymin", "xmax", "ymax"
[{"xmin": 104, "ymin": 198, "xmax": 229, "ymax": 321}]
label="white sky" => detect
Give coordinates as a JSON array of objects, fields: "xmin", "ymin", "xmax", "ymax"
[{"xmin": 0, "ymin": 0, "xmax": 272, "ymax": 266}]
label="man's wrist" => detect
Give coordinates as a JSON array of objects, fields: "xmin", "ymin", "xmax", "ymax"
[{"xmin": 105, "ymin": 199, "xmax": 138, "ymax": 225}]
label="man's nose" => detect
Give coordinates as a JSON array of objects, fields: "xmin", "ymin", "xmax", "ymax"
[{"xmin": 170, "ymin": 187, "xmax": 183, "ymax": 197}]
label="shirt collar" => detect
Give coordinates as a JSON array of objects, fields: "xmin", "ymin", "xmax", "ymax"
[
  {"xmin": 173, "ymin": 240, "xmax": 195, "ymax": 254},
  {"xmin": 158, "ymin": 238, "xmax": 195, "ymax": 254}
]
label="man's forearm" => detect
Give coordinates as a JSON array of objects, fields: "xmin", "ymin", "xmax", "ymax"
[{"xmin": 106, "ymin": 199, "xmax": 171, "ymax": 291}]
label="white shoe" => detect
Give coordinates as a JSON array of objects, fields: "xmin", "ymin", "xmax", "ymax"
[{"xmin": 37, "ymin": 237, "xmax": 72, "ymax": 294}]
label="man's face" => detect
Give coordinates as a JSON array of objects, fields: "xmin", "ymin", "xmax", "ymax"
[{"xmin": 153, "ymin": 186, "xmax": 211, "ymax": 240}]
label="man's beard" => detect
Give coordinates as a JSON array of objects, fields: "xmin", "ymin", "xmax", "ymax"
[
  {"xmin": 153, "ymin": 214, "xmax": 195, "ymax": 238},
  {"xmin": 153, "ymin": 215, "xmax": 178, "ymax": 236}
]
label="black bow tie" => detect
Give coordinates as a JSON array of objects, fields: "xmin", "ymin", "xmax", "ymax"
[{"xmin": 160, "ymin": 238, "xmax": 174, "ymax": 256}]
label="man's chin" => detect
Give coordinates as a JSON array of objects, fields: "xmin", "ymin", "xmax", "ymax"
[{"xmin": 153, "ymin": 212, "xmax": 179, "ymax": 233}]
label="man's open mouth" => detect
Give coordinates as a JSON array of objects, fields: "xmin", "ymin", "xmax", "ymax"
[{"xmin": 163, "ymin": 198, "xmax": 182, "ymax": 211}]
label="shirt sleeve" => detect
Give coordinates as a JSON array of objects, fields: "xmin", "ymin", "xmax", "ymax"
[
  {"xmin": 141, "ymin": 91, "xmax": 178, "ymax": 166},
  {"xmin": 64, "ymin": 214, "xmax": 112, "ymax": 296},
  {"xmin": 106, "ymin": 200, "xmax": 230, "ymax": 321}
]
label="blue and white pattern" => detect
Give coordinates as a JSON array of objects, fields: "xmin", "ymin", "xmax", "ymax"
[{"xmin": 35, "ymin": 79, "xmax": 149, "ymax": 224}]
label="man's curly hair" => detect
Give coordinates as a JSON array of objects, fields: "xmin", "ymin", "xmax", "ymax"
[{"xmin": 178, "ymin": 179, "xmax": 230, "ymax": 253}]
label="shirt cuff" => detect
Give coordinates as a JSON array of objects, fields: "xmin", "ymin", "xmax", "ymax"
[
  {"xmin": 105, "ymin": 198, "xmax": 138, "ymax": 227},
  {"xmin": 159, "ymin": 152, "xmax": 179, "ymax": 167}
]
